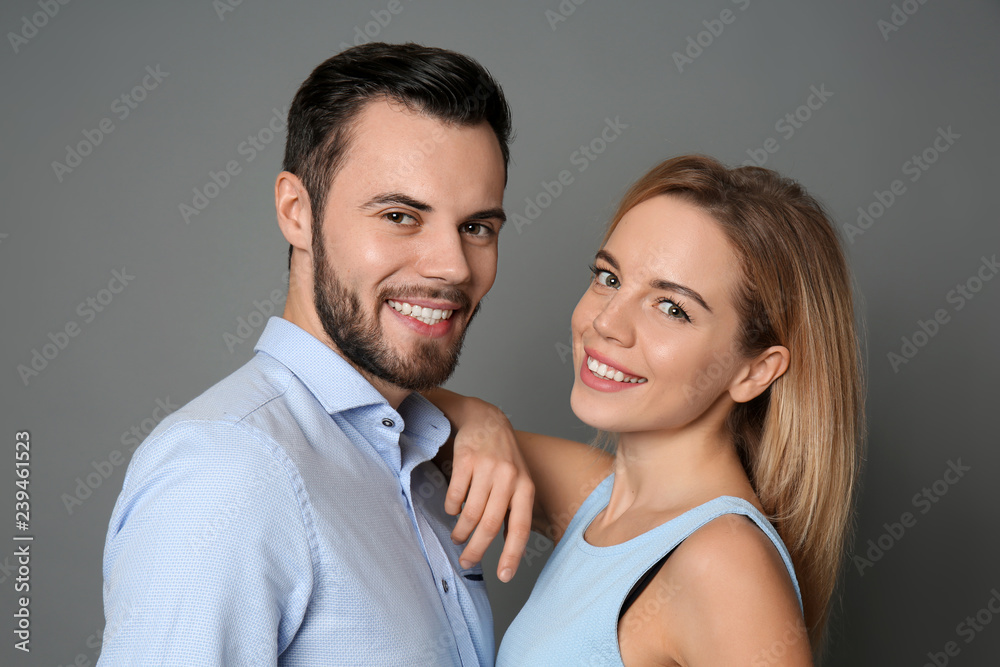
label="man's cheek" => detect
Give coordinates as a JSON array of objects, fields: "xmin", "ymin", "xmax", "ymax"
[{"xmin": 473, "ymin": 248, "xmax": 499, "ymax": 293}]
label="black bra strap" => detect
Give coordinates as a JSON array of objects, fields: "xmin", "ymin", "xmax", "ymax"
[{"xmin": 618, "ymin": 547, "xmax": 676, "ymax": 620}]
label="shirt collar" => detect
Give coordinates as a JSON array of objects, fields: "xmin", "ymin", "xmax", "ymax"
[
  {"xmin": 253, "ymin": 317, "xmax": 450, "ymax": 457},
  {"xmin": 253, "ymin": 316, "xmax": 393, "ymax": 414}
]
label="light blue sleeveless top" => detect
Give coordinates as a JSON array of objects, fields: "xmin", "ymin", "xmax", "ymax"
[{"xmin": 497, "ymin": 473, "xmax": 802, "ymax": 666}]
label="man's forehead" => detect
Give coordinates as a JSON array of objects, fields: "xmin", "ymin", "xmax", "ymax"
[
  {"xmin": 350, "ymin": 98, "xmax": 455, "ymax": 146},
  {"xmin": 328, "ymin": 100, "xmax": 505, "ymax": 211}
]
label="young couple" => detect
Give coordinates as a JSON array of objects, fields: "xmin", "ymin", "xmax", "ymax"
[{"xmin": 98, "ymin": 42, "xmax": 862, "ymax": 666}]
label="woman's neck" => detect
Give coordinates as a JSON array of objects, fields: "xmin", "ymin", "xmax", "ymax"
[{"xmin": 602, "ymin": 423, "xmax": 757, "ymax": 522}]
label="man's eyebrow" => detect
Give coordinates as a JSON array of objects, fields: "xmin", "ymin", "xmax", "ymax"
[
  {"xmin": 359, "ymin": 194, "xmax": 506, "ymax": 227},
  {"xmin": 359, "ymin": 192, "xmax": 433, "ymax": 212},
  {"xmin": 595, "ymin": 249, "xmax": 713, "ymax": 313},
  {"xmin": 468, "ymin": 207, "xmax": 507, "ymax": 228}
]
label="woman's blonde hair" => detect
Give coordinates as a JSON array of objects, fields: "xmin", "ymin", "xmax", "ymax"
[{"xmin": 602, "ymin": 155, "xmax": 864, "ymax": 651}]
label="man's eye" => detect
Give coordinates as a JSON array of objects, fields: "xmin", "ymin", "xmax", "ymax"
[
  {"xmin": 384, "ymin": 212, "xmax": 417, "ymax": 225},
  {"xmin": 461, "ymin": 222, "xmax": 494, "ymax": 237},
  {"xmin": 595, "ymin": 270, "xmax": 620, "ymax": 289}
]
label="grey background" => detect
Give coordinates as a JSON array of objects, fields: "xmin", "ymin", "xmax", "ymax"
[{"xmin": 2, "ymin": 0, "xmax": 998, "ymax": 664}]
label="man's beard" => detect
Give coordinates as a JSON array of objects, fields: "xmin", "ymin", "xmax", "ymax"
[{"xmin": 312, "ymin": 226, "xmax": 479, "ymax": 392}]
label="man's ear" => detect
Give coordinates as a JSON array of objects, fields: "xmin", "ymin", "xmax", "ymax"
[
  {"xmin": 275, "ymin": 171, "xmax": 313, "ymax": 252},
  {"xmin": 728, "ymin": 345, "xmax": 790, "ymax": 404}
]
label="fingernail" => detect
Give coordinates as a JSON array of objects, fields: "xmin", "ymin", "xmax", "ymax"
[
  {"xmin": 500, "ymin": 568, "xmax": 513, "ymax": 582},
  {"xmin": 460, "ymin": 559, "xmax": 472, "ymax": 569}
]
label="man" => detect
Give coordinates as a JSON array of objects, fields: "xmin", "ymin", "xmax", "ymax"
[{"xmin": 99, "ymin": 43, "xmax": 533, "ymax": 666}]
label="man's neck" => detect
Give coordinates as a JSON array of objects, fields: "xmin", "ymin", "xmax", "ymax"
[{"xmin": 281, "ymin": 298, "xmax": 411, "ymax": 410}]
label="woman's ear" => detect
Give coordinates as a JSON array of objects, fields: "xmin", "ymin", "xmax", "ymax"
[
  {"xmin": 728, "ymin": 345, "xmax": 790, "ymax": 404},
  {"xmin": 275, "ymin": 171, "xmax": 313, "ymax": 251}
]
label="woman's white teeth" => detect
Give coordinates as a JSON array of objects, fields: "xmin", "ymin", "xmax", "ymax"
[
  {"xmin": 388, "ymin": 300, "xmax": 453, "ymax": 325},
  {"xmin": 587, "ymin": 356, "xmax": 646, "ymax": 383}
]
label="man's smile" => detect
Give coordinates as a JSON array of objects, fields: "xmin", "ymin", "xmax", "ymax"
[{"xmin": 387, "ymin": 298, "xmax": 456, "ymax": 326}]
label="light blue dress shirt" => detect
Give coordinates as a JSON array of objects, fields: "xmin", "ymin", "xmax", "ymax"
[{"xmin": 98, "ymin": 316, "xmax": 493, "ymax": 666}]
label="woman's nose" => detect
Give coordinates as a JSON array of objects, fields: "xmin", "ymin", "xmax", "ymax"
[{"xmin": 591, "ymin": 293, "xmax": 634, "ymax": 347}]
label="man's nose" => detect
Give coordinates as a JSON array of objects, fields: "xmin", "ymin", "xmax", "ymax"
[{"xmin": 414, "ymin": 225, "xmax": 473, "ymax": 285}]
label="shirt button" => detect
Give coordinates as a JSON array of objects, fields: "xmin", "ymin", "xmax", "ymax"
[
  {"xmin": 381, "ymin": 418, "xmax": 395, "ymax": 428},
  {"xmin": 442, "ymin": 579, "xmax": 449, "ymax": 593}
]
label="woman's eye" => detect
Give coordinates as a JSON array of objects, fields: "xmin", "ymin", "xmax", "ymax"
[
  {"xmin": 385, "ymin": 211, "xmax": 417, "ymax": 225},
  {"xmin": 596, "ymin": 270, "xmax": 620, "ymax": 289},
  {"xmin": 658, "ymin": 300, "xmax": 689, "ymax": 321}
]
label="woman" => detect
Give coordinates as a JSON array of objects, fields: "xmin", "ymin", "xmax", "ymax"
[{"xmin": 432, "ymin": 155, "xmax": 863, "ymax": 665}]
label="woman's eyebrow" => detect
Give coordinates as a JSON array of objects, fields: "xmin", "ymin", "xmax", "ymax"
[
  {"xmin": 650, "ymin": 278, "xmax": 712, "ymax": 313},
  {"xmin": 595, "ymin": 249, "xmax": 620, "ymax": 270},
  {"xmin": 595, "ymin": 249, "xmax": 713, "ymax": 313}
]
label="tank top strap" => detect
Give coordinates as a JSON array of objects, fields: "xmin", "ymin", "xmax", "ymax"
[
  {"xmin": 672, "ymin": 495, "xmax": 803, "ymax": 612},
  {"xmin": 559, "ymin": 472, "xmax": 616, "ymax": 542},
  {"xmin": 562, "ymin": 474, "xmax": 802, "ymax": 613},
  {"xmin": 496, "ymin": 476, "xmax": 804, "ymax": 665}
]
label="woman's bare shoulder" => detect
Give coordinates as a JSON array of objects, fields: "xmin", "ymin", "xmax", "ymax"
[{"xmin": 626, "ymin": 512, "xmax": 812, "ymax": 665}]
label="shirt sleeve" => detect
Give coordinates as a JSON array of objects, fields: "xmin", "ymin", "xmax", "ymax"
[{"xmin": 97, "ymin": 420, "xmax": 314, "ymax": 667}]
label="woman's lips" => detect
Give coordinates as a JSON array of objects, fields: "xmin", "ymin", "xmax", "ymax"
[
  {"xmin": 583, "ymin": 347, "xmax": 646, "ymax": 381},
  {"xmin": 579, "ymin": 349, "xmax": 647, "ymax": 392}
]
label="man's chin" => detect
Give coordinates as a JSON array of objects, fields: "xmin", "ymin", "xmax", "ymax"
[
  {"xmin": 385, "ymin": 344, "xmax": 462, "ymax": 391},
  {"xmin": 369, "ymin": 364, "xmax": 459, "ymax": 393}
]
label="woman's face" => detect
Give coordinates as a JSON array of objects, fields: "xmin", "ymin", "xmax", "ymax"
[{"xmin": 570, "ymin": 194, "xmax": 749, "ymax": 435}]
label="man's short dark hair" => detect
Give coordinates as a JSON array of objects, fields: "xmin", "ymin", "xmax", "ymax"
[{"xmin": 282, "ymin": 42, "xmax": 513, "ymax": 266}]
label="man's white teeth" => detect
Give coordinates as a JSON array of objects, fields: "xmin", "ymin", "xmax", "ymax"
[
  {"xmin": 388, "ymin": 300, "xmax": 454, "ymax": 326},
  {"xmin": 587, "ymin": 356, "xmax": 647, "ymax": 383}
]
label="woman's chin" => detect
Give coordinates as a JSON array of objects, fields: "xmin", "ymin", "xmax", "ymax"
[{"xmin": 570, "ymin": 386, "xmax": 620, "ymax": 432}]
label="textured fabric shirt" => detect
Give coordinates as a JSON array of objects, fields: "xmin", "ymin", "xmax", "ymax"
[
  {"xmin": 98, "ymin": 316, "xmax": 493, "ymax": 666},
  {"xmin": 497, "ymin": 473, "xmax": 801, "ymax": 666}
]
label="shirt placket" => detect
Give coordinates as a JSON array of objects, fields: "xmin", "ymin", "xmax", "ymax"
[
  {"xmin": 401, "ymin": 472, "xmax": 478, "ymax": 666},
  {"xmin": 375, "ymin": 410, "xmax": 478, "ymax": 666}
]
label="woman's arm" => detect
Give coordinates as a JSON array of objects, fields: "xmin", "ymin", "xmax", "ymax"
[
  {"xmin": 424, "ymin": 388, "xmax": 613, "ymax": 556},
  {"xmin": 513, "ymin": 429, "xmax": 613, "ymax": 544},
  {"xmin": 425, "ymin": 388, "xmax": 534, "ymax": 583}
]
